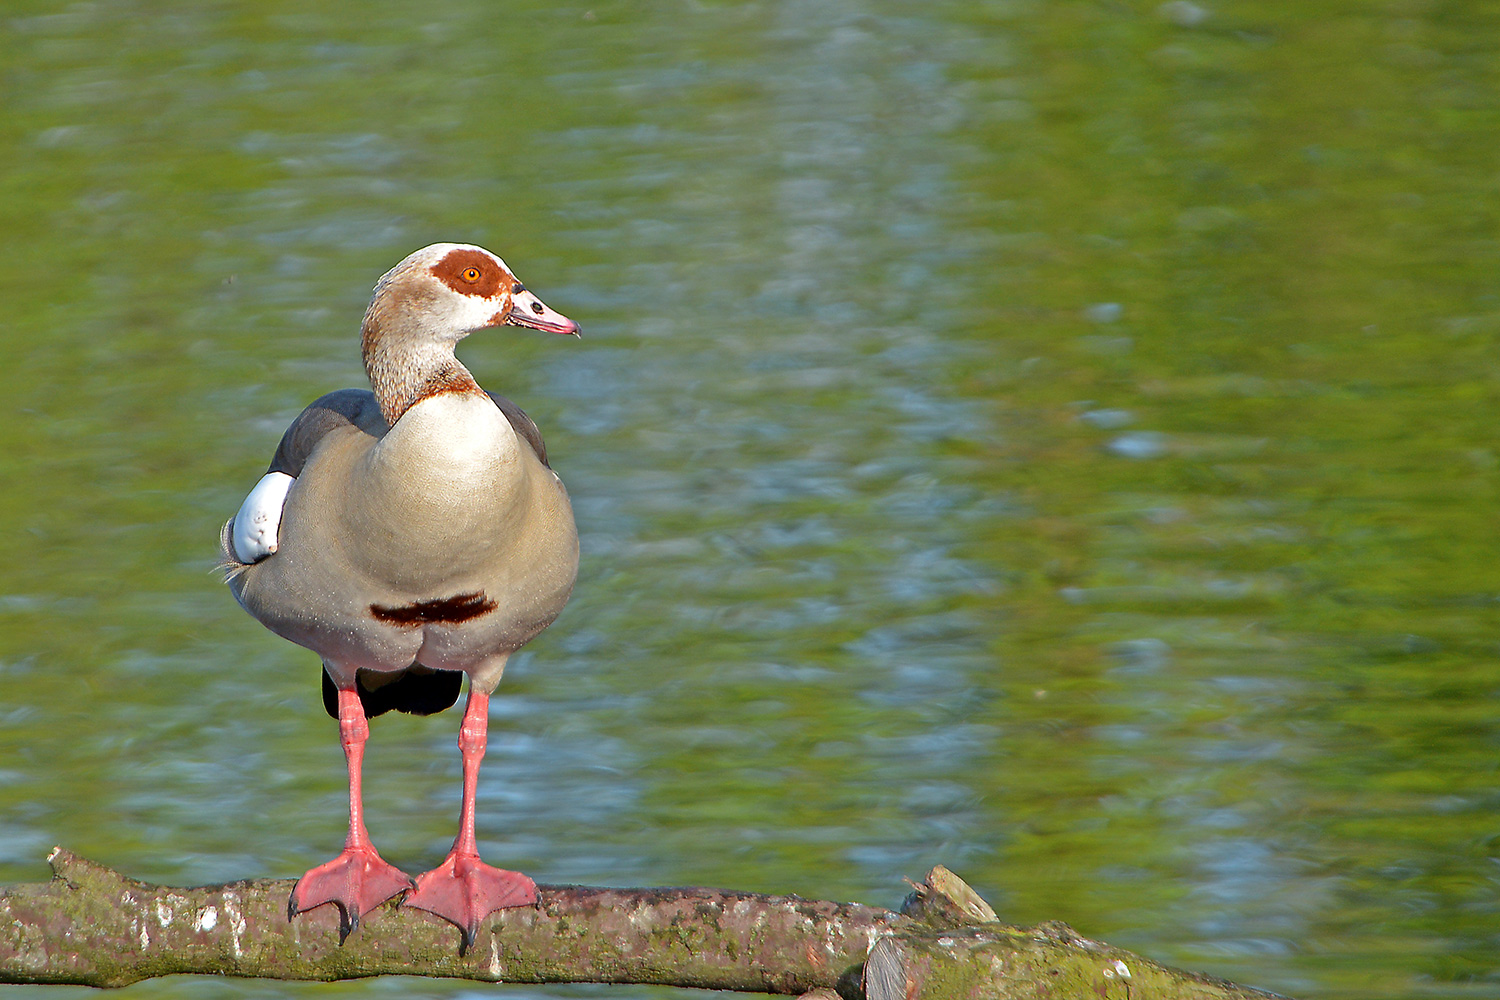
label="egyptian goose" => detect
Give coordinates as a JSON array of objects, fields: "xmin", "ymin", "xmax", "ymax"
[{"xmin": 220, "ymin": 243, "xmax": 580, "ymax": 950}]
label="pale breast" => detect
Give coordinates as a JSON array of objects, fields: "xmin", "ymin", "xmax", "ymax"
[
  {"xmin": 366, "ymin": 392, "xmax": 522, "ymax": 501},
  {"xmin": 332, "ymin": 391, "xmax": 532, "ymax": 590}
]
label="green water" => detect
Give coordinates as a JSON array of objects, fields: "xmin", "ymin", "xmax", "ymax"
[{"xmin": 3, "ymin": 1, "xmax": 1499, "ymax": 997}]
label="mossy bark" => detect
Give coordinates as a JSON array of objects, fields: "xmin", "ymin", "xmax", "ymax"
[{"xmin": 1, "ymin": 850, "xmax": 1287, "ymax": 998}]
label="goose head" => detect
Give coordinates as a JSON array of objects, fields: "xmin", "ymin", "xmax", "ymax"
[
  {"xmin": 359, "ymin": 243, "xmax": 578, "ymax": 423},
  {"xmin": 362, "ymin": 243, "xmax": 578, "ymax": 349}
]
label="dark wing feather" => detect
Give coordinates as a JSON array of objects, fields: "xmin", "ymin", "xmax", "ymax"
[
  {"xmin": 486, "ymin": 390, "xmax": 550, "ymax": 467},
  {"xmin": 268, "ymin": 389, "xmax": 387, "ymax": 478},
  {"xmin": 322, "ymin": 665, "xmax": 464, "ymax": 719}
]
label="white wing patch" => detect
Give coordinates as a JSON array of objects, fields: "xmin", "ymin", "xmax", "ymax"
[{"xmin": 231, "ymin": 472, "xmax": 295, "ymax": 563}]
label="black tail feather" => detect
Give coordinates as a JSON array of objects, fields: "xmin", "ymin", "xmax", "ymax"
[{"xmin": 322, "ymin": 664, "xmax": 464, "ymax": 719}]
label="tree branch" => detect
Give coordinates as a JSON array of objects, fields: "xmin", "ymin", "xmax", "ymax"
[{"xmin": 1, "ymin": 849, "xmax": 1287, "ymax": 998}]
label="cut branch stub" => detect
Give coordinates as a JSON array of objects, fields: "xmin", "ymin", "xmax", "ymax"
[
  {"xmin": 900, "ymin": 865, "xmax": 999, "ymax": 928},
  {"xmin": 884, "ymin": 865, "xmax": 1287, "ymax": 999}
]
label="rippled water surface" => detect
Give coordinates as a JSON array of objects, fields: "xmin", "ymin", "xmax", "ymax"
[{"xmin": 3, "ymin": 2, "xmax": 1500, "ymax": 998}]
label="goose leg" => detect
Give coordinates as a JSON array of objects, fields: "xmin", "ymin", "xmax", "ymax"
[
  {"xmin": 404, "ymin": 687, "xmax": 537, "ymax": 953},
  {"xmin": 288, "ymin": 684, "xmax": 413, "ymax": 942}
]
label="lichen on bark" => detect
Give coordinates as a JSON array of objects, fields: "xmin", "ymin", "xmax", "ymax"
[{"xmin": 0, "ymin": 850, "xmax": 1288, "ymax": 999}]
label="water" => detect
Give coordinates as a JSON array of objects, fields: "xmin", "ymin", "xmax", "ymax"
[{"xmin": 2, "ymin": 2, "xmax": 1499, "ymax": 997}]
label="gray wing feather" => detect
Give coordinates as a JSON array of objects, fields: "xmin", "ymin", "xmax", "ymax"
[
  {"xmin": 486, "ymin": 391, "xmax": 550, "ymax": 468},
  {"xmin": 267, "ymin": 389, "xmax": 386, "ymax": 477}
]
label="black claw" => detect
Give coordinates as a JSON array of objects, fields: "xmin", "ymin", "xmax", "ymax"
[
  {"xmin": 458, "ymin": 923, "xmax": 478, "ymax": 957},
  {"xmin": 289, "ymin": 892, "xmax": 357, "ymax": 945},
  {"xmin": 337, "ymin": 906, "xmax": 358, "ymax": 946}
]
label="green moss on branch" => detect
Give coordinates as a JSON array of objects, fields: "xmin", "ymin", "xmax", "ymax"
[{"xmin": 0, "ymin": 851, "xmax": 1287, "ymax": 999}]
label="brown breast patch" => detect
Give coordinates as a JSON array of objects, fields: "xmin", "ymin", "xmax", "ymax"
[
  {"xmin": 370, "ymin": 592, "xmax": 499, "ymax": 626},
  {"xmin": 418, "ymin": 363, "xmax": 483, "ymax": 400}
]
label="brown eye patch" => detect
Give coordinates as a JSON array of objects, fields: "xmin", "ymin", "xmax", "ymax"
[{"xmin": 431, "ymin": 248, "xmax": 505, "ymax": 297}]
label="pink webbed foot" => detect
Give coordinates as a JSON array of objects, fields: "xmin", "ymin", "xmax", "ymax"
[
  {"xmin": 288, "ymin": 845, "xmax": 414, "ymax": 942},
  {"xmin": 404, "ymin": 852, "xmax": 538, "ymax": 953}
]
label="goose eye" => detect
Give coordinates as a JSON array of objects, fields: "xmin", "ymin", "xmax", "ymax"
[{"xmin": 461, "ymin": 267, "xmax": 482, "ymax": 282}]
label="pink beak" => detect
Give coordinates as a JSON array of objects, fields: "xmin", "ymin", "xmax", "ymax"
[{"xmin": 505, "ymin": 287, "xmax": 580, "ymax": 337}]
